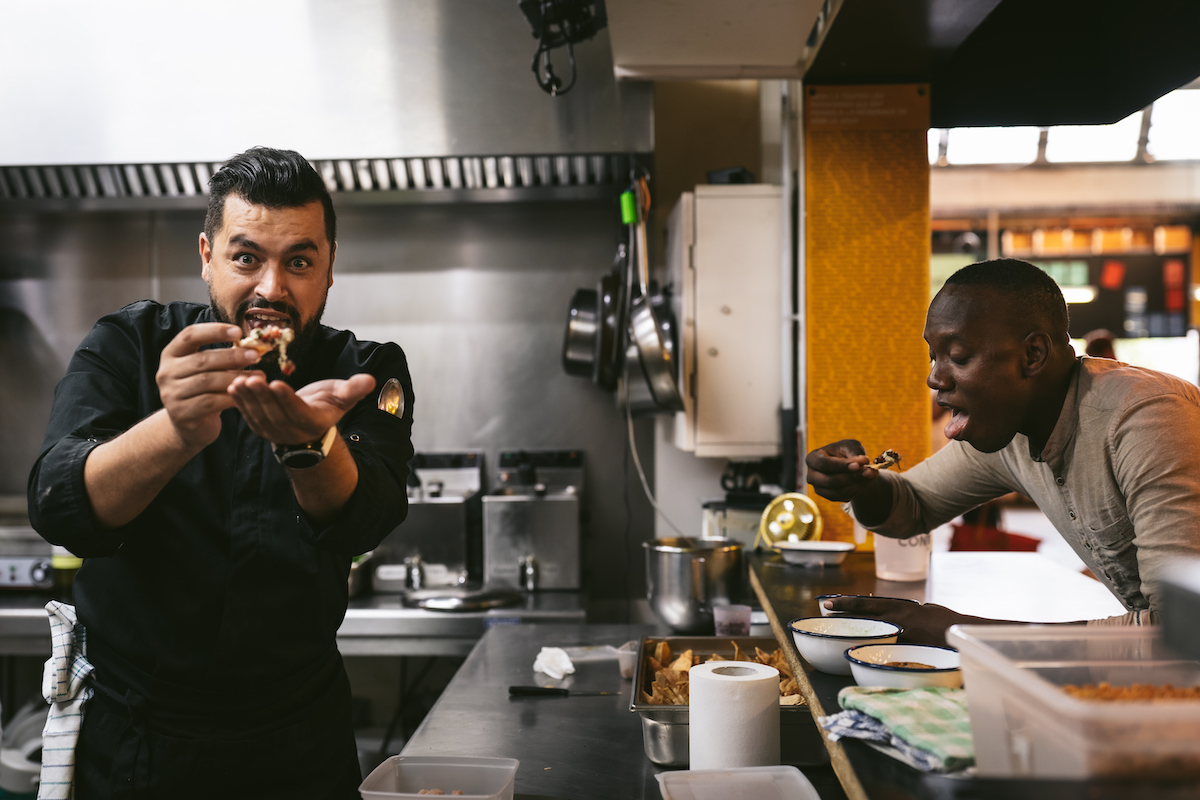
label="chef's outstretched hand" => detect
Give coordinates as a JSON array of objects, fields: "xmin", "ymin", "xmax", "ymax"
[
  {"xmin": 228, "ymin": 373, "xmax": 376, "ymax": 445},
  {"xmin": 805, "ymin": 439, "xmax": 886, "ymax": 502},
  {"xmin": 822, "ymin": 596, "xmax": 977, "ymax": 648}
]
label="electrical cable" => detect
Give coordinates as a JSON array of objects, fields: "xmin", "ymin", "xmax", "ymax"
[{"xmin": 623, "ymin": 383, "xmax": 688, "ymax": 540}]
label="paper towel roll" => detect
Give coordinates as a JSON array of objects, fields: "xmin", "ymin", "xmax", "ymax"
[{"xmin": 689, "ymin": 660, "xmax": 780, "ymax": 770}]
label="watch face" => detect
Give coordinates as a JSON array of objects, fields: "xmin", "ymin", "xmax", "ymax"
[{"xmin": 281, "ymin": 449, "xmax": 323, "ymax": 469}]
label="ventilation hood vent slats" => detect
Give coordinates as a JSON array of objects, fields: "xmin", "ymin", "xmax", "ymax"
[{"xmin": 0, "ymin": 153, "xmax": 638, "ymax": 211}]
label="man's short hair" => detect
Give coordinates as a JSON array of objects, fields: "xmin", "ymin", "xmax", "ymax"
[
  {"xmin": 204, "ymin": 147, "xmax": 336, "ymax": 248},
  {"xmin": 944, "ymin": 258, "xmax": 1070, "ymax": 343}
]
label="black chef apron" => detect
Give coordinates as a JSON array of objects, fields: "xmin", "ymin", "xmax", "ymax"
[{"xmin": 73, "ymin": 643, "xmax": 361, "ymax": 800}]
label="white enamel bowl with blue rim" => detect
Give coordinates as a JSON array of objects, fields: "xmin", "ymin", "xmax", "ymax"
[
  {"xmin": 844, "ymin": 643, "xmax": 963, "ymax": 689},
  {"xmin": 787, "ymin": 616, "xmax": 902, "ymax": 675}
]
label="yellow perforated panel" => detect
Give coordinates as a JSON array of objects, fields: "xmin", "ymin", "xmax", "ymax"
[{"xmin": 804, "ymin": 126, "xmax": 932, "ymax": 546}]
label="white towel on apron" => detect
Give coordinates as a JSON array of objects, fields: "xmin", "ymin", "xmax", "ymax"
[{"xmin": 38, "ymin": 601, "xmax": 94, "ymax": 800}]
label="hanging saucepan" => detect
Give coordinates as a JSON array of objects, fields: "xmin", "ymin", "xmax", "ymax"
[
  {"xmin": 561, "ymin": 288, "xmax": 599, "ymax": 378},
  {"xmin": 594, "ymin": 244, "xmax": 627, "ymax": 391},
  {"xmin": 628, "ymin": 183, "xmax": 684, "ymax": 412}
]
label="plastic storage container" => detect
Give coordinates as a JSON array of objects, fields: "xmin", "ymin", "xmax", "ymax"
[
  {"xmin": 657, "ymin": 765, "xmax": 820, "ymax": 800},
  {"xmin": 359, "ymin": 756, "xmax": 519, "ymax": 800},
  {"xmin": 947, "ymin": 624, "xmax": 1200, "ymax": 779}
]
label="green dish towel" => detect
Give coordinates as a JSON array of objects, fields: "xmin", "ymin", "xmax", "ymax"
[{"xmin": 829, "ymin": 686, "xmax": 974, "ymax": 771}]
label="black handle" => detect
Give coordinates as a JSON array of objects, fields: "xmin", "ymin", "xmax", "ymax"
[{"xmin": 508, "ymin": 685, "xmax": 569, "ymax": 697}]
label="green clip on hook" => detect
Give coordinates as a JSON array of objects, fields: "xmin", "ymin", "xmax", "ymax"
[{"xmin": 619, "ymin": 190, "xmax": 637, "ymax": 225}]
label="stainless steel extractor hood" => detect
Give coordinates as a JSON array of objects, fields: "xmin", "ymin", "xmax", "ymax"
[{"xmin": 0, "ymin": 1, "xmax": 651, "ymax": 168}]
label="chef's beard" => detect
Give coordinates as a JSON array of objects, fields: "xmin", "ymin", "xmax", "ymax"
[{"xmin": 209, "ymin": 294, "xmax": 326, "ymax": 382}]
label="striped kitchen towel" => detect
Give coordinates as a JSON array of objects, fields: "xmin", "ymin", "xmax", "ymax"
[
  {"xmin": 38, "ymin": 601, "xmax": 95, "ymax": 800},
  {"xmin": 818, "ymin": 686, "xmax": 974, "ymax": 772}
]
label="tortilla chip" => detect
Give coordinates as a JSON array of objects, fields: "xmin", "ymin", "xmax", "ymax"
[
  {"xmin": 669, "ymin": 650, "xmax": 694, "ymax": 673},
  {"xmin": 654, "ymin": 641, "xmax": 673, "ymax": 666},
  {"xmin": 780, "ymin": 694, "xmax": 805, "ymax": 706},
  {"xmin": 707, "ymin": 654, "xmax": 726, "ymax": 662}
]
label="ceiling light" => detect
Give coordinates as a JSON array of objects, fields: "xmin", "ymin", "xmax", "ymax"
[
  {"xmin": 945, "ymin": 127, "xmax": 1040, "ymax": 165},
  {"xmin": 1061, "ymin": 286, "xmax": 1098, "ymax": 304},
  {"xmin": 1045, "ymin": 113, "xmax": 1141, "ymax": 163}
]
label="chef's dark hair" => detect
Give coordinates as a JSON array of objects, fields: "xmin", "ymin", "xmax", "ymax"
[
  {"xmin": 944, "ymin": 259, "xmax": 1070, "ymax": 343},
  {"xmin": 204, "ymin": 147, "xmax": 336, "ymax": 248}
]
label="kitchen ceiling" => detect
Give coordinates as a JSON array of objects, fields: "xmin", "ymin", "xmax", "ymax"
[
  {"xmin": 805, "ymin": 0, "xmax": 1200, "ymax": 127},
  {"xmin": 605, "ymin": 0, "xmax": 1200, "ymax": 127}
]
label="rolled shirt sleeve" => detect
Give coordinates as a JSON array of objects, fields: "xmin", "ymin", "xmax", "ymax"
[{"xmin": 28, "ymin": 310, "xmax": 144, "ymax": 556}]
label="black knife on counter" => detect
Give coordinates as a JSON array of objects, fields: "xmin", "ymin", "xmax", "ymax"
[{"xmin": 508, "ymin": 685, "xmax": 616, "ymax": 697}]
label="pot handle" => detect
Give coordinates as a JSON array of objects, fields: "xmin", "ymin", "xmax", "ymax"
[{"xmin": 692, "ymin": 556, "xmax": 708, "ymax": 613}]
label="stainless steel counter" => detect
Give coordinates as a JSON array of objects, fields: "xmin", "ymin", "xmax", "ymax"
[
  {"xmin": 400, "ymin": 623, "xmax": 848, "ymax": 800},
  {"xmin": 0, "ymin": 591, "xmax": 587, "ymax": 657}
]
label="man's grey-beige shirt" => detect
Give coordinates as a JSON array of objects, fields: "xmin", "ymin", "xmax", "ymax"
[{"xmin": 868, "ymin": 356, "xmax": 1200, "ymax": 624}]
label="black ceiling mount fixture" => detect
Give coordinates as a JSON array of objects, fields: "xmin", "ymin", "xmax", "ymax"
[
  {"xmin": 518, "ymin": 0, "xmax": 608, "ymax": 96},
  {"xmin": 806, "ymin": 0, "xmax": 1200, "ymax": 128}
]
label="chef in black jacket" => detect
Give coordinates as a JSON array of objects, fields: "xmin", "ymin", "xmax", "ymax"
[{"xmin": 28, "ymin": 147, "xmax": 414, "ymax": 799}]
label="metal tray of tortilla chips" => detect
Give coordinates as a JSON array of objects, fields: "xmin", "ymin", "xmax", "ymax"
[{"xmin": 628, "ymin": 635, "xmax": 826, "ymax": 768}]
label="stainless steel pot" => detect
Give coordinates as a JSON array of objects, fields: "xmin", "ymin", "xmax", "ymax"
[
  {"xmin": 644, "ymin": 537, "xmax": 743, "ymax": 633},
  {"xmin": 561, "ymin": 287, "xmax": 599, "ymax": 377}
]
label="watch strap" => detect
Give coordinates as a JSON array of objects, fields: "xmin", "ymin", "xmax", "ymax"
[{"xmin": 273, "ymin": 426, "xmax": 337, "ymax": 469}]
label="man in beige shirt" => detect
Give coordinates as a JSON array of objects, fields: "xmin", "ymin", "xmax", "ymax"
[{"xmin": 807, "ymin": 259, "xmax": 1200, "ymax": 644}]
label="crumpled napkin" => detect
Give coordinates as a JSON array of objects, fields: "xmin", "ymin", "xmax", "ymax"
[{"xmin": 533, "ymin": 646, "xmax": 576, "ymax": 680}]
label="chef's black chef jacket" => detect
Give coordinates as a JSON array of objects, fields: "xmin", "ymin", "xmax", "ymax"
[{"xmin": 28, "ymin": 300, "xmax": 413, "ymax": 720}]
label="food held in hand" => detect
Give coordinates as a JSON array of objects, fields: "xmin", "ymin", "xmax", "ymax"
[
  {"xmin": 883, "ymin": 661, "xmax": 936, "ymax": 669},
  {"xmin": 238, "ymin": 325, "xmax": 295, "ymax": 375},
  {"xmin": 868, "ymin": 449, "xmax": 901, "ymax": 470},
  {"xmin": 1063, "ymin": 682, "xmax": 1200, "ymax": 701}
]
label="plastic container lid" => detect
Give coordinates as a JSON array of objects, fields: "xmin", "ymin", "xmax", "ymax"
[
  {"xmin": 657, "ymin": 765, "xmax": 820, "ymax": 800},
  {"xmin": 359, "ymin": 756, "xmax": 519, "ymax": 800}
]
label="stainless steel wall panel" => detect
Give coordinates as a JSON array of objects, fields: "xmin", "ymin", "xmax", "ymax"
[
  {"xmin": 0, "ymin": 1, "xmax": 652, "ymax": 166},
  {"xmin": 0, "ymin": 200, "xmax": 654, "ymax": 603}
]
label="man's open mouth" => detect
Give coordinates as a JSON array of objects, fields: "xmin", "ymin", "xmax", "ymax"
[
  {"xmin": 941, "ymin": 403, "xmax": 969, "ymax": 439},
  {"xmin": 242, "ymin": 310, "xmax": 291, "ymax": 331}
]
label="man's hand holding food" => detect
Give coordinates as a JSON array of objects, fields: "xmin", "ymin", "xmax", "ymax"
[
  {"xmin": 155, "ymin": 323, "xmax": 259, "ymax": 451},
  {"xmin": 806, "ymin": 439, "xmax": 897, "ymax": 526}
]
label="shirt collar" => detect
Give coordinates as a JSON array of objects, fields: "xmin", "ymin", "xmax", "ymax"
[{"xmin": 1032, "ymin": 358, "xmax": 1083, "ymax": 468}]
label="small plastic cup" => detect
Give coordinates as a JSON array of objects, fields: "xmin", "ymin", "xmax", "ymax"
[
  {"xmin": 713, "ymin": 604, "xmax": 752, "ymax": 636},
  {"xmin": 617, "ymin": 641, "xmax": 639, "ymax": 680}
]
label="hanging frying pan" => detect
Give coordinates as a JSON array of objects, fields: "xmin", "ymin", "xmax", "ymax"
[{"xmin": 628, "ymin": 181, "xmax": 684, "ymax": 412}]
